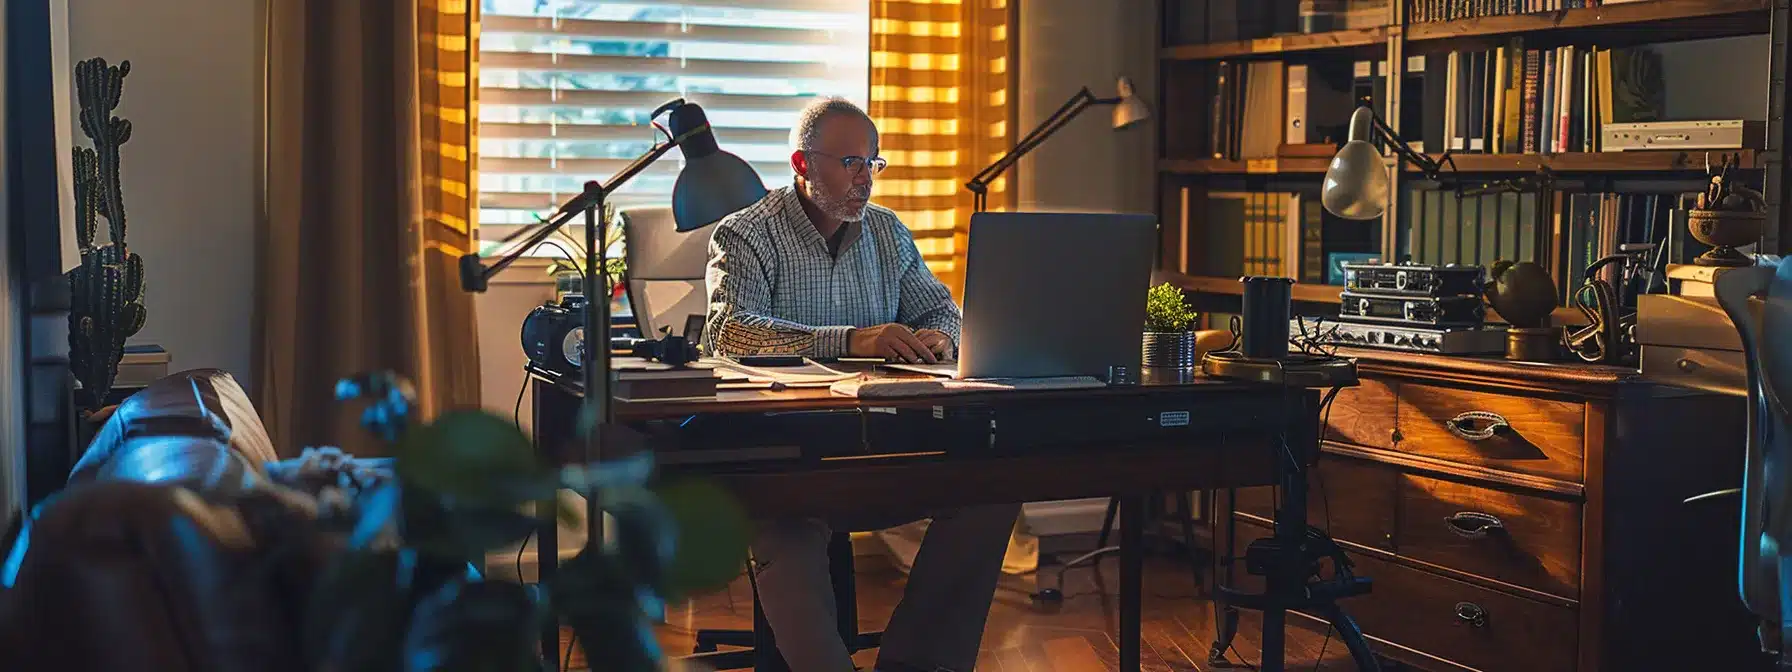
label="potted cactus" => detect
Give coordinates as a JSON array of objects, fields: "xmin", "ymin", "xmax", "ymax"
[
  {"xmin": 1142, "ymin": 282, "xmax": 1197, "ymax": 368},
  {"xmin": 66, "ymin": 57, "xmax": 146, "ymax": 414}
]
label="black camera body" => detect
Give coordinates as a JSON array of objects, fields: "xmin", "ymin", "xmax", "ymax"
[
  {"xmin": 521, "ymin": 294, "xmax": 586, "ymax": 375},
  {"xmin": 523, "ymin": 295, "xmax": 705, "ymax": 371}
]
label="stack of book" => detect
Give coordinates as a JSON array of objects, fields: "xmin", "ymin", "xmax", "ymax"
[{"xmin": 610, "ymin": 358, "xmax": 718, "ymax": 401}]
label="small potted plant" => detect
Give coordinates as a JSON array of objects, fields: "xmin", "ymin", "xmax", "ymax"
[
  {"xmin": 1143, "ymin": 282, "xmax": 1198, "ymax": 368},
  {"xmin": 546, "ymin": 203, "xmax": 628, "ymax": 301}
]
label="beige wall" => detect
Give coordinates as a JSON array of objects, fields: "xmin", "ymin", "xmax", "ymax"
[
  {"xmin": 474, "ymin": 260, "xmax": 558, "ymax": 432},
  {"xmin": 1015, "ymin": 0, "xmax": 1159, "ymax": 215},
  {"xmin": 66, "ymin": 0, "xmax": 262, "ymax": 387}
]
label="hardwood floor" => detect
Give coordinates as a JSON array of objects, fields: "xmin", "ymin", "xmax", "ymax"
[{"xmin": 644, "ymin": 554, "xmax": 1365, "ymax": 671}]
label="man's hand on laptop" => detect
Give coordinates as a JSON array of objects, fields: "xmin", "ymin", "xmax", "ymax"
[
  {"xmin": 849, "ymin": 323, "xmax": 936, "ymax": 363},
  {"xmin": 915, "ymin": 329, "xmax": 954, "ymax": 362}
]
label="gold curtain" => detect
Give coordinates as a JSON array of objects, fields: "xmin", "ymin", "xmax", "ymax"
[
  {"xmin": 258, "ymin": 0, "xmax": 482, "ymax": 456},
  {"xmin": 870, "ymin": 0, "xmax": 1016, "ymax": 295},
  {"xmin": 867, "ymin": 0, "xmax": 1037, "ymax": 575}
]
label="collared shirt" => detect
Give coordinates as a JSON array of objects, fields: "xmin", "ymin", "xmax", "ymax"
[{"xmin": 703, "ymin": 185, "xmax": 961, "ymax": 358}]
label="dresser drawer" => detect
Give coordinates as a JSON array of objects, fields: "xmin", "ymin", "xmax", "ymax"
[
  {"xmin": 1394, "ymin": 383, "xmax": 1586, "ymax": 483},
  {"xmin": 1342, "ymin": 551, "xmax": 1578, "ymax": 672},
  {"xmin": 1324, "ymin": 378, "xmax": 1398, "ymax": 449},
  {"xmin": 1395, "ymin": 473, "xmax": 1582, "ymax": 600},
  {"xmin": 1224, "ymin": 521, "xmax": 1579, "ymax": 672},
  {"xmin": 1235, "ymin": 455, "xmax": 1397, "ymax": 552},
  {"xmin": 1640, "ymin": 345, "xmax": 1746, "ymax": 397}
]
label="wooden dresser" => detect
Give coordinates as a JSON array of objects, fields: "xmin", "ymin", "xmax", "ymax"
[{"xmin": 1225, "ymin": 348, "xmax": 1759, "ymax": 671}]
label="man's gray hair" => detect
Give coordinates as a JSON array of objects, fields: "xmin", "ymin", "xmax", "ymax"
[{"xmin": 789, "ymin": 96, "xmax": 875, "ymax": 151}]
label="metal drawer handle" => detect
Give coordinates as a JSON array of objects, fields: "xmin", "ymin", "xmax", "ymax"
[
  {"xmin": 1444, "ymin": 511, "xmax": 1506, "ymax": 539},
  {"xmin": 1444, "ymin": 411, "xmax": 1510, "ymax": 441},
  {"xmin": 1454, "ymin": 601, "xmax": 1488, "ymax": 628}
]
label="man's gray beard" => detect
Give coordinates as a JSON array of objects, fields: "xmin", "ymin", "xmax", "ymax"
[{"xmin": 811, "ymin": 184, "xmax": 871, "ymax": 222}]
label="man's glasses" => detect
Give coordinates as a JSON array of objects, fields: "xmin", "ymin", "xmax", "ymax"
[{"xmin": 808, "ymin": 151, "xmax": 888, "ymax": 176}]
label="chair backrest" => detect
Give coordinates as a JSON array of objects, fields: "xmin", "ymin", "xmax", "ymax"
[
  {"xmin": 620, "ymin": 207, "xmax": 715, "ymax": 338},
  {"xmin": 1716, "ymin": 260, "xmax": 1792, "ymax": 620}
]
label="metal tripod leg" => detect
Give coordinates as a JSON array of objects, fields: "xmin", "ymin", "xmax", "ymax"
[
  {"xmin": 1314, "ymin": 602, "xmax": 1381, "ymax": 672},
  {"xmin": 1207, "ymin": 402, "xmax": 1379, "ymax": 672},
  {"xmin": 1208, "ymin": 488, "xmax": 1241, "ymax": 667}
]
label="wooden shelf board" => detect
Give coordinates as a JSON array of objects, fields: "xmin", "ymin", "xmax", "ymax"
[
  {"xmin": 1433, "ymin": 149, "xmax": 1757, "ymax": 172},
  {"xmin": 1406, "ymin": 0, "xmax": 1768, "ymax": 45},
  {"xmin": 1160, "ymin": 26, "xmax": 1388, "ymax": 61},
  {"xmin": 1159, "ymin": 157, "xmax": 1333, "ymax": 175},
  {"xmin": 1160, "ymin": 150, "xmax": 1756, "ymax": 176}
]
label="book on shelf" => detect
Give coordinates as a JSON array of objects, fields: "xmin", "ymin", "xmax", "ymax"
[
  {"xmin": 1405, "ymin": 188, "xmax": 1539, "ymax": 270},
  {"xmin": 1411, "ymin": 0, "xmax": 1621, "ymax": 24},
  {"xmin": 1399, "ymin": 38, "xmax": 1667, "ymax": 156},
  {"xmin": 1173, "ymin": 0, "xmax": 1386, "ymax": 45},
  {"xmin": 1211, "ymin": 60, "xmax": 1357, "ymax": 159},
  {"xmin": 1178, "ymin": 186, "xmax": 1379, "ymax": 284},
  {"xmin": 1554, "ymin": 191, "xmax": 1676, "ymax": 303},
  {"xmin": 118, "ymin": 343, "xmax": 170, "ymax": 389}
]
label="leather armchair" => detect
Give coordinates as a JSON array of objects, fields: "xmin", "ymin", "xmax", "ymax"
[
  {"xmin": 1717, "ymin": 259, "xmax": 1792, "ymax": 668},
  {"xmin": 0, "ymin": 369, "xmax": 354, "ymax": 671},
  {"xmin": 0, "ymin": 480, "xmax": 330, "ymax": 671}
]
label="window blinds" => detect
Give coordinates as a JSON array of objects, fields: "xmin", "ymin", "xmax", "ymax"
[{"xmin": 476, "ymin": 0, "xmax": 871, "ymax": 246}]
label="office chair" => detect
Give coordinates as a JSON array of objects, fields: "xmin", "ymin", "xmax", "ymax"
[
  {"xmin": 693, "ymin": 533, "xmax": 882, "ymax": 670},
  {"xmin": 621, "ymin": 206, "xmax": 882, "ymax": 668},
  {"xmin": 619, "ymin": 207, "xmax": 712, "ymax": 340},
  {"xmin": 1717, "ymin": 258, "xmax": 1792, "ymax": 669}
]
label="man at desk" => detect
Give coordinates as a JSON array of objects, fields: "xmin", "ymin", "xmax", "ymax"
[{"xmin": 702, "ymin": 97, "xmax": 1020, "ymax": 671}]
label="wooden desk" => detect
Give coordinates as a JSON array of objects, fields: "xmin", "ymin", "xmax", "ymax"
[{"xmin": 529, "ymin": 365, "xmax": 1323, "ymax": 671}]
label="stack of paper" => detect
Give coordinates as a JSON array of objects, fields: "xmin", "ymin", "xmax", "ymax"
[{"xmin": 701, "ymin": 357, "xmax": 860, "ymax": 389}]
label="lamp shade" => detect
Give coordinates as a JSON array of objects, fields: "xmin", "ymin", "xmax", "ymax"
[
  {"xmin": 1320, "ymin": 106, "xmax": 1391, "ymax": 220},
  {"xmin": 1112, "ymin": 76, "xmax": 1150, "ymax": 129},
  {"xmin": 665, "ymin": 102, "xmax": 768, "ymax": 231},
  {"xmin": 671, "ymin": 151, "xmax": 767, "ymax": 231}
]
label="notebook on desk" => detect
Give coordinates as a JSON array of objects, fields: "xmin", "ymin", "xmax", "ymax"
[{"xmin": 888, "ymin": 211, "xmax": 1158, "ymax": 381}]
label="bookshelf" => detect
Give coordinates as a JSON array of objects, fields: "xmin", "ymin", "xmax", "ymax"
[{"xmin": 1154, "ymin": 0, "xmax": 1789, "ymax": 322}]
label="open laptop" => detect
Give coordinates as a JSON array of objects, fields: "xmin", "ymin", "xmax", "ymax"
[{"xmin": 895, "ymin": 211, "xmax": 1157, "ymax": 380}]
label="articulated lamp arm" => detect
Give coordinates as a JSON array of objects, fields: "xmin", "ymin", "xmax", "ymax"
[{"xmin": 965, "ymin": 88, "xmax": 1103, "ymax": 212}]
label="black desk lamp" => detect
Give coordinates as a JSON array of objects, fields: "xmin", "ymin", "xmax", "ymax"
[
  {"xmin": 964, "ymin": 76, "xmax": 1150, "ymax": 212},
  {"xmin": 457, "ymin": 97, "xmax": 766, "ymax": 528}
]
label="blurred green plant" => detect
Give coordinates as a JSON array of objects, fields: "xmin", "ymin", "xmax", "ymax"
[
  {"xmin": 546, "ymin": 203, "xmax": 628, "ymax": 283},
  {"xmin": 1144, "ymin": 282, "xmax": 1196, "ymax": 333},
  {"xmin": 304, "ymin": 371, "xmax": 751, "ymax": 672}
]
